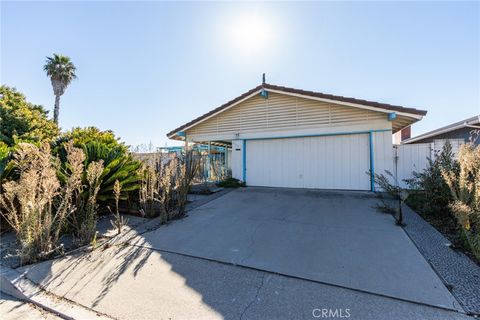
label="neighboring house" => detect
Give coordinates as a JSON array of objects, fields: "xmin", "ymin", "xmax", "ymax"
[
  {"xmin": 401, "ymin": 115, "xmax": 480, "ymax": 155},
  {"xmin": 167, "ymin": 83, "xmax": 426, "ymax": 191}
]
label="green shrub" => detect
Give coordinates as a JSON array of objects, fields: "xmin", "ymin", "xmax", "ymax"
[
  {"xmin": 216, "ymin": 177, "xmax": 246, "ymax": 188},
  {"xmin": 54, "ymin": 128, "xmax": 142, "ymax": 206},
  {"xmin": 0, "ymin": 86, "xmax": 59, "ymax": 147},
  {"xmin": 404, "ymin": 141, "xmax": 458, "ymax": 216},
  {"xmin": 0, "ymin": 141, "xmax": 10, "ymax": 177},
  {"xmin": 57, "ymin": 126, "xmax": 128, "ymax": 153},
  {"xmin": 372, "ymin": 170, "xmax": 400, "ymax": 215}
]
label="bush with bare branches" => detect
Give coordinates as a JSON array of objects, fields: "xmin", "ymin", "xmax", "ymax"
[{"xmin": 139, "ymin": 150, "xmax": 199, "ymax": 221}]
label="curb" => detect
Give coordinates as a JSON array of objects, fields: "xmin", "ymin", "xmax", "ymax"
[{"xmin": 0, "ymin": 265, "xmax": 113, "ymax": 320}]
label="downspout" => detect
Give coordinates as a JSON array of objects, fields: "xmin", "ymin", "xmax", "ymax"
[
  {"xmin": 369, "ymin": 131, "xmax": 375, "ymax": 192},
  {"xmin": 242, "ymin": 140, "xmax": 247, "ymax": 183}
]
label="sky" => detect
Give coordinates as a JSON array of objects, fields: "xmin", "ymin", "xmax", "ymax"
[{"xmin": 1, "ymin": 1, "xmax": 479, "ymax": 149}]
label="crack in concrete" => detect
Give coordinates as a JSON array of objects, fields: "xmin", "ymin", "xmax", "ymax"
[
  {"xmin": 239, "ymin": 273, "xmax": 267, "ymax": 320},
  {"xmin": 239, "ymin": 221, "xmax": 266, "ymax": 265}
]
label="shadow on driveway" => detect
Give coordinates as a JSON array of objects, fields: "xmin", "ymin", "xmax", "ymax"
[{"xmin": 15, "ymin": 188, "xmax": 469, "ymax": 319}]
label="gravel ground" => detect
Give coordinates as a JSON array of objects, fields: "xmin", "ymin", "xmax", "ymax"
[{"xmin": 402, "ymin": 204, "xmax": 480, "ymax": 315}]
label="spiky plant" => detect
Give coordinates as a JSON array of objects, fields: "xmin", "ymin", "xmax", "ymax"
[
  {"xmin": 43, "ymin": 54, "xmax": 77, "ymax": 124},
  {"xmin": 111, "ymin": 179, "xmax": 127, "ymax": 235}
]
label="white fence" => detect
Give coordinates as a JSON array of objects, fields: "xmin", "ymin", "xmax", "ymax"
[
  {"xmin": 393, "ymin": 139, "xmax": 467, "ymax": 188},
  {"xmin": 393, "ymin": 143, "xmax": 432, "ymax": 189}
]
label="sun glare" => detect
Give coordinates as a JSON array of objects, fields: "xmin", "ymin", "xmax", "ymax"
[{"xmin": 228, "ymin": 13, "xmax": 274, "ymax": 56}]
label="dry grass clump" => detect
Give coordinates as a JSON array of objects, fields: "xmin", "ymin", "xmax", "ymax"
[
  {"xmin": 139, "ymin": 150, "xmax": 199, "ymax": 221},
  {"xmin": 0, "ymin": 143, "xmax": 79, "ymax": 262},
  {"xmin": 111, "ymin": 179, "xmax": 127, "ymax": 234},
  {"xmin": 0, "ymin": 142, "xmax": 104, "ymax": 264},
  {"xmin": 72, "ymin": 160, "xmax": 104, "ymax": 246},
  {"xmin": 442, "ymin": 142, "xmax": 480, "ymax": 260}
]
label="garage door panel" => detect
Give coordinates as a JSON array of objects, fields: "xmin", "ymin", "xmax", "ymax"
[{"xmin": 246, "ymin": 134, "xmax": 370, "ymax": 190}]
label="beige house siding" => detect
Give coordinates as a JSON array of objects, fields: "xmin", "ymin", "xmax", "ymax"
[{"xmin": 186, "ymin": 92, "xmax": 391, "ymax": 142}]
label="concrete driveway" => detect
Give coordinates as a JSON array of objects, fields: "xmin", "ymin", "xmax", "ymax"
[
  {"xmin": 134, "ymin": 187, "xmax": 460, "ymax": 311},
  {"xmin": 16, "ymin": 187, "xmax": 469, "ymax": 319}
]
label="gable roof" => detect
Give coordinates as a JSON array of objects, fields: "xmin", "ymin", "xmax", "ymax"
[
  {"xmin": 167, "ymin": 83, "xmax": 428, "ymax": 139},
  {"xmin": 402, "ymin": 115, "xmax": 480, "ymax": 144}
]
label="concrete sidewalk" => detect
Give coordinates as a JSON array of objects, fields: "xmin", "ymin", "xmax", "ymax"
[{"xmin": 0, "ymin": 293, "xmax": 60, "ymax": 320}]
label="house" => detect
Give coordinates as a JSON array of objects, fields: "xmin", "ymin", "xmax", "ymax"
[
  {"xmin": 401, "ymin": 115, "xmax": 480, "ymax": 155},
  {"xmin": 167, "ymin": 83, "xmax": 427, "ymax": 191}
]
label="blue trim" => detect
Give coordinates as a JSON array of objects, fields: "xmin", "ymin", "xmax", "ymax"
[
  {"xmin": 241, "ymin": 129, "xmax": 391, "ymax": 141},
  {"xmin": 177, "ymin": 131, "xmax": 186, "ymax": 137},
  {"xmin": 388, "ymin": 112, "xmax": 397, "ymax": 121},
  {"xmin": 369, "ymin": 131, "xmax": 375, "ymax": 192},
  {"xmin": 260, "ymin": 89, "xmax": 269, "ymax": 99},
  {"xmin": 242, "ymin": 140, "xmax": 247, "ymax": 183}
]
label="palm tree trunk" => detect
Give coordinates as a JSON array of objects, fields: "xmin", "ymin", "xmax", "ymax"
[{"xmin": 53, "ymin": 94, "xmax": 60, "ymax": 124}]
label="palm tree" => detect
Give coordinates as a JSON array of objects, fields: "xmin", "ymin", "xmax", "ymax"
[{"xmin": 43, "ymin": 54, "xmax": 77, "ymax": 124}]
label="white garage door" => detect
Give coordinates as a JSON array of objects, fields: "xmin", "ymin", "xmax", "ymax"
[{"xmin": 246, "ymin": 134, "xmax": 371, "ymax": 190}]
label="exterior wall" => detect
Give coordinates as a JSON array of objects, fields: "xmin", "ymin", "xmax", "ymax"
[
  {"xmin": 231, "ymin": 140, "xmax": 243, "ymax": 180},
  {"xmin": 185, "ymin": 92, "xmax": 392, "ymax": 142},
  {"xmin": 393, "ymin": 126, "xmax": 411, "ymax": 144},
  {"xmin": 227, "ymin": 149, "xmax": 232, "ymax": 171}
]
